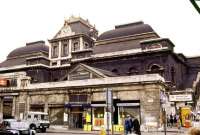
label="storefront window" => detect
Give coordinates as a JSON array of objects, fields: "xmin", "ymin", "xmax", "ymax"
[{"xmin": 93, "ymin": 107, "xmax": 104, "ymax": 127}]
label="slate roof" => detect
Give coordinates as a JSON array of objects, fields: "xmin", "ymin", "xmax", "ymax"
[
  {"xmin": 0, "ymin": 41, "xmax": 49, "ymax": 68},
  {"xmin": 98, "ymin": 21, "xmax": 154, "ymax": 40},
  {"xmin": 93, "ymin": 40, "xmax": 141, "ymax": 54},
  {"xmin": 7, "ymin": 41, "xmax": 49, "ymax": 59}
]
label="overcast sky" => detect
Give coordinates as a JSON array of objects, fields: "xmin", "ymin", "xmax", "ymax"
[{"xmin": 0, "ymin": 0, "xmax": 199, "ymax": 62}]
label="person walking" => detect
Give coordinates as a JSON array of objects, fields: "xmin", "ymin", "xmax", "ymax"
[
  {"xmin": 170, "ymin": 114, "xmax": 174, "ymax": 127},
  {"xmin": 124, "ymin": 115, "xmax": 132, "ymax": 135},
  {"xmin": 132, "ymin": 116, "xmax": 141, "ymax": 135}
]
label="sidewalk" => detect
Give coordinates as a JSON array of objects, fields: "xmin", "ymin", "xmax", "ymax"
[{"xmin": 49, "ymin": 125, "xmax": 189, "ymax": 135}]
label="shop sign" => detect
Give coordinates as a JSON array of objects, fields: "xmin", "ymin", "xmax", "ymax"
[
  {"xmin": 169, "ymin": 94, "xmax": 192, "ymax": 102},
  {"xmin": 64, "ymin": 103, "xmax": 91, "ymax": 108},
  {"xmin": 63, "ymin": 113, "xmax": 68, "ymax": 122},
  {"xmin": 91, "ymin": 104, "xmax": 106, "ymax": 107},
  {"xmin": 117, "ymin": 103, "xmax": 140, "ymax": 107},
  {"xmin": 0, "ymin": 79, "xmax": 7, "ymax": 86}
]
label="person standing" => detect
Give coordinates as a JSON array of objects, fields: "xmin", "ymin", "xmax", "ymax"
[
  {"xmin": 132, "ymin": 116, "xmax": 141, "ymax": 135},
  {"xmin": 124, "ymin": 115, "xmax": 132, "ymax": 135},
  {"xmin": 170, "ymin": 114, "xmax": 174, "ymax": 127}
]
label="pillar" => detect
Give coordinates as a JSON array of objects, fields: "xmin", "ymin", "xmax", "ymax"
[
  {"xmin": 26, "ymin": 95, "xmax": 30, "ymax": 113},
  {"xmin": 80, "ymin": 36, "xmax": 84, "ymax": 50},
  {"xmin": 0, "ymin": 97, "xmax": 3, "ymax": 122},
  {"xmin": 69, "ymin": 39, "xmax": 72, "ymax": 58},
  {"xmin": 12, "ymin": 96, "xmax": 16, "ymax": 118},
  {"xmin": 44, "ymin": 96, "xmax": 48, "ymax": 113}
]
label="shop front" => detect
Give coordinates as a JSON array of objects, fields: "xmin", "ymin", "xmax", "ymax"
[
  {"xmin": 91, "ymin": 100, "xmax": 141, "ymax": 130},
  {"xmin": 91, "ymin": 102, "xmax": 106, "ymax": 130},
  {"xmin": 65, "ymin": 103, "xmax": 91, "ymax": 129}
]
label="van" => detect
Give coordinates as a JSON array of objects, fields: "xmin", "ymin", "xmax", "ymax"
[{"xmin": 25, "ymin": 112, "xmax": 50, "ymax": 132}]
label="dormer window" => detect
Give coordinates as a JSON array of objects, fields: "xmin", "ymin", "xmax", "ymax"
[
  {"xmin": 72, "ymin": 42, "xmax": 80, "ymax": 51},
  {"xmin": 84, "ymin": 42, "xmax": 90, "ymax": 49}
]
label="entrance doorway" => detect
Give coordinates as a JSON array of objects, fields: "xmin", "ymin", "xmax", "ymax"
[
  {"xmin": 3, "ymin": 96, "xmax": 13, "ymax": 119},
  {"xmin": 69, "ymin": 107, "xmax": 83, "ymax": 128}
]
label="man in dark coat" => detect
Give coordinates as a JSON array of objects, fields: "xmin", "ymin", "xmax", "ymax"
[
  {"xmin": 132, "ymin": 117, "xmax": 141, "ymax": 135},
  {"xmin": 124, "ymin": 115, "xmax": 132, "ymax": 135}
]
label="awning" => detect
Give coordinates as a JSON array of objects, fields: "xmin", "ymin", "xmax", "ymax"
[
  {"xmin": 64, "ymin": 103, "xmax": 91, "ymax": 108},
  {"xmin": 117, "ymin": 103, "xmax": 140, "ymax": 107}
]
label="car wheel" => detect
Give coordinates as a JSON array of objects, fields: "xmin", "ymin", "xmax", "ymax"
[{"xmin": 30, "ymin": 124, "xmax": 36, "ymax": 130}]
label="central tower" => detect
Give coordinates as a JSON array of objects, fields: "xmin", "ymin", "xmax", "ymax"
[{"xmin": 48, "ymin": 16, "xmax": 98, "ymax": 67}]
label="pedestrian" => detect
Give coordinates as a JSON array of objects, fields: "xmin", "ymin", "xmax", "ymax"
[
  {"xmin": 173, "ymin": 114, "xmax": 177, "ymax": 126},
  {"xmin": 188, "ymin": 128, "xmax": 200, "ymax": 135},
  {"xmin": 170, "ymin": 114, "xmax": 173, "ymax": 127},
  {"xmin": 124, "ymin": 115, "xmax": 132, "ymax": 135},
  {"xmin": 167, "ymin": 114, "xmax": 170, "ymax": 127},
  {"xmin": 132, "ymin": 116, "xmax": 141, "ymax": 135}
]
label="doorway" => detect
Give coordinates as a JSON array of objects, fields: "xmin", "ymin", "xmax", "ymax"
[
  {"xmin": 3, "ymin": 97, "xmax": 13, "ymax": 119},
  {"xmin": 69, "ymin": 107, "xmax": 83, "ymax": 128}
]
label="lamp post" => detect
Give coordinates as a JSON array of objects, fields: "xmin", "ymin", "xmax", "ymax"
[{"xmin": 105, "ymin": 88, "xmax": 114, "ymax": 135}]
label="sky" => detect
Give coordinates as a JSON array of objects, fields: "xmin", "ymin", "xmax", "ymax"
[{"xmin": 0, "ymin": 0, "xmax": 199, "ymax": 62}]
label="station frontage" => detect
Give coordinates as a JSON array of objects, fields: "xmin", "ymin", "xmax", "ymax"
[{"xmin": 0, "ymin": 74, "xmax": 166, "ymax": 131}]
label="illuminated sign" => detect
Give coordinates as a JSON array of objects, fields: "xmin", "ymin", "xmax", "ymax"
[{"xmin": 0, "ymin": 79, "xmax": 7, "ymax": 86}]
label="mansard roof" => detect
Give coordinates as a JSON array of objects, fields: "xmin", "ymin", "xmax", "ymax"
[
  {"xmin": 7, "ymin": 41, "xmax": 48, "ymax": 59},
  {"xmin": 0, "ymin": 41, "xmax": 49, "ymax": 68},
  {"xmin": 98, "ymin": 21, "xmax": 154, "ymax": 40}
]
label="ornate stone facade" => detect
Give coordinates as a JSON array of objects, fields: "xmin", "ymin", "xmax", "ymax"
[{"xmin": 0, "ymin": 16, "xmax": 200, "ymax": 130}]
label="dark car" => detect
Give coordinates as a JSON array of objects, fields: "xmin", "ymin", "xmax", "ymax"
[{"xmin": 0, "ymin": 119, "xmax": 36, "ymax": 135}]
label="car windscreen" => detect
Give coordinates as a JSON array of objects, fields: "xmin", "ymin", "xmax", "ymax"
[{"xmin": 41, "ymin": 114, "xmax": 49, "ymax": 120}]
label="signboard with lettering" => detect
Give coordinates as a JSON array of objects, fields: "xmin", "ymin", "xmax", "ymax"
[{"xmin": 169, "ymin": 94, "xmax": 192, "ymax": 102}]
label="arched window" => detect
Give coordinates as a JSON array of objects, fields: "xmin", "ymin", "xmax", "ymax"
[
  {"xmin": 128, "ymin": 67, "xmax": 138, "ymax": 75},
  {"xmin": 112, "ymin": 69, "xmax": 119, "ymax": 75},
  {"xmin": 150, "ymin": 64, "xmax": 160, "ymax": 72},
  {"xmin": 147, "ymin": 64, "xmax": 164, "ymax": 76}
]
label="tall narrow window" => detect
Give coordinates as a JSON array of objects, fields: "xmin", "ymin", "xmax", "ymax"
[
  {"xmin": 72, "ymin": 42, "xmax": 79, "ymax": 51},
  {"xmin": 52, "ymin": 46, "xmax": 58, "ymax": 58},
  {"xmin": 62, "ymin": 43, "xmax": 68, "ymax": 57},
  {"xmin": 51, "ymin": 43, "xmax": 58, "ymax": 58}
]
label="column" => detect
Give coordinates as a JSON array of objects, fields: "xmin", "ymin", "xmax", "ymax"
[
  {"xmin": 26, "ymin": 96, "xmax": 30, "ymax": 113},
  {"xmin": 44, "ymin": 96, "xmax": 48, "ymax": 113},
  {"xmin": 44, "ymin": 102, "xmax": 48, "ymax": 113},
  {"xmin": 69, "ymin": 39, "xmax": 72, "ymax": 58},
  {"xmin": 12, "ymin": 96, "xmax": 16, "ymax": 118},
  {"xmin": 0, "ymin": 97, "xmax": 3, "ymax": 122},
  {"xmin": 58, "ymin": 41, "xmax": 62, "ymax": 58},
  {"xmin": 80, "ymin": 37, "xmax": 84, "ymax": 50},
  {"xmin": 49, "ymin": 43, "xmax": 52, "ymax": 59},
  {"xmin": 58, "ymin": 41, "xmax": 62, "ymax": 66}
]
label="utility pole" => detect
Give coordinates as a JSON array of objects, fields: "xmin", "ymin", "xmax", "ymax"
[
  {"xmin": 106, "ymin": 88, "xmax": 113, "ymax": 135},
  {"xmin": 164, "ymin": 109, "xmax": 167, "ymax": 135}
]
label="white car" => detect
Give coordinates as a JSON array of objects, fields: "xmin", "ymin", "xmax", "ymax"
[
  {"xmin": 1, "ymin": 119, "xmax": 36, "ymax": 135},
  {"xmin": 25, "ymin": 112, "xmax": 50, "ymax": 132}
]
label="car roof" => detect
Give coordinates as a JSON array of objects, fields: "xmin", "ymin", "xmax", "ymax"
[{"xmin": 27, "ymin": 111, "xmax": 48, "ymax": 115}]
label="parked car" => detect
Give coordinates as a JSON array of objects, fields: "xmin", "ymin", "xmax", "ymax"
[
  {"xmin": 25, "ymin": 112, "xmax": 50, "ymax": 132},
  {"xmin": 0, "ymin": 119, "xmax": 36, "ymax": 135}
]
